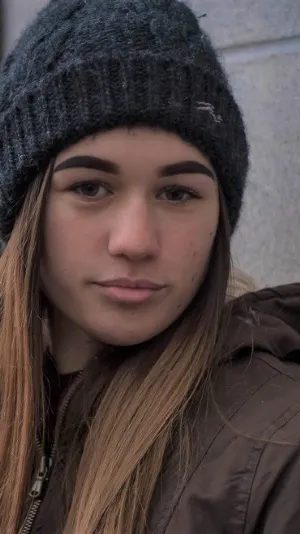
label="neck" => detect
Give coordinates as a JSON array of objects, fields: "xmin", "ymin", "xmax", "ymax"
[{"xmin": 49, "ymin": 310, "xmax": 101, "ymax": 374}]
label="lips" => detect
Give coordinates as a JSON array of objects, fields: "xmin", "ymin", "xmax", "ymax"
[
  {"xmin": 98, "ymin": 278, "xmax": 165, "ymax": 290},
  {"xmin": 94, "ymin": 278, "xmax": 166, "ymax": 304}
]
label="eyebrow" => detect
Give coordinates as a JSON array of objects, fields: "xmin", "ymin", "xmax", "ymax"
[
  {"xmin": 54, "ymin": 156, "xmax": 119, "ymax": 174},
  {"xmin": 54, "ymin": 155, "xmax": 215, "ymax": 180},
  {"xmin": 159, "ymin": 161, "xmax": 215, "ymax": 180}
]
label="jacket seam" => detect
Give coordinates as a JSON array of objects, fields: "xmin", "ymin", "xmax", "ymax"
[
  {"xmin": 242, "ymin": 398, "xmax": 300, "ymax": 534},
  {"xmin": 162, "ymin": 371, "xmax": 279, "ymax": 534},
  {"xmin": 163, "ymin": 376, "xmax": 300, "ymax": 534},
  {"xmin": 229, "ymin": 376, "xmax": 300, "ymax": 531},
  {"xmin": 253, "ymin": 352, "xmax": 300, "ymax": 381}
]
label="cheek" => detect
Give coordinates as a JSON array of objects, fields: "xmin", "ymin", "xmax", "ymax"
[
  {"xmin": 42, "ymin": 201, "xmax": 89, "ymax": 290},
  {"xmin": 42, "ymin": 199, "xmax": 103, "ymax": 273},
  {"xmin": 163, "ymin": 219, "xmax": 217, "ymax": 287}
]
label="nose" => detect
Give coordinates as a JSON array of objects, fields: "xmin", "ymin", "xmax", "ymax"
[{"xmin": 108, "ymin": 199, "xmax": 159, "ymax": 261}]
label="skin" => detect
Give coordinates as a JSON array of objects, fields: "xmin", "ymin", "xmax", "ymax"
[{"xmin": 41, "ymin": 127, "xmax": 219, "ymax": 373}]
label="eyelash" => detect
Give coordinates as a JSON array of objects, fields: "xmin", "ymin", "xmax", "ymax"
[
  {"xmin": 70, "ymin": 180, "xmax": 112, "ymax": 199},
  {"xmin": 69, "ymin": 180, "xmax": 201, "ymax": 203},
  {"xmin": 160, "ymin": 185, "xmax": 200, "ymax": 202}
]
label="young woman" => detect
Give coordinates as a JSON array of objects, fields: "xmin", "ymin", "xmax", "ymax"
[{"xmin": 0, "ymin": 1, "xmax": 300, "ymax": 533}]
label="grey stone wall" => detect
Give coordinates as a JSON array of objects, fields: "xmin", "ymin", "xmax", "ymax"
[
  {"xmin": 3, "ymin": 0, "xmax": 300, "ymax": 286},
  {"xmin": 192, "ymin": 0, "xmax": 300, "ymax": 287}
]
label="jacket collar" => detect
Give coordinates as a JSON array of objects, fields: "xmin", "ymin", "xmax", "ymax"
[{"xmin": 226, "ymin": 283, "xmax": 300, "ymax": 361}]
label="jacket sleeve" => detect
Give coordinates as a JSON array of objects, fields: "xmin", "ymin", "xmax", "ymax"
[{"xmin": 245, "ymin": 406, "xmax": 300, "ymax": 534}]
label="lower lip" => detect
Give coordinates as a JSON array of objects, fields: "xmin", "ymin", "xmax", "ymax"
[{"xmin": 96, "ymin": 285, "xmax": 162, "ymax": 303}]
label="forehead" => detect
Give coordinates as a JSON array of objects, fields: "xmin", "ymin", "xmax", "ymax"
[{"xmin": 55, "ymin": 127, "xmax": 213, "ymax": 169}]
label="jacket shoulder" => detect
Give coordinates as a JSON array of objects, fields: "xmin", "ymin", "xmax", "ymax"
[{"xmin": 162, "ymin": 352, "xmax": 300, "ymax": 534}]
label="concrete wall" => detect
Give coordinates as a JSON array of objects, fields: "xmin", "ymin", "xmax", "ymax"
[
  {"xmin": 3, "ymin": 0, "xmax": 300, "ymax": 287},
  {"xmin": 192, "ymin": 0, "xmax": 300, "ymax": 287}
]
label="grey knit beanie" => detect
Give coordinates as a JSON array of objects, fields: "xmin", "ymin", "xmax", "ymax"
[{"xmin": 0, "ymin": 0, "xmax": 249, "ymax": 241}]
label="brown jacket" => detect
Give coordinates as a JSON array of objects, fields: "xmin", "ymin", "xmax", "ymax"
[{"xmin": 28, "ymin": 284, "xmax": 300, "ymax": 534}]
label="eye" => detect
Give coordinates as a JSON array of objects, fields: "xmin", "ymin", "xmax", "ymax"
[
  {"xmin": 70, "ymin": 181, "xmax": 111, "ymax": 199},
  {"xmin": 158, "ymin": 186, "xmax": 200, "ymax": 203}
]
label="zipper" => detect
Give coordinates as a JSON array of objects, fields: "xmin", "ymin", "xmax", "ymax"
[{"xmin": 18, "ymin": 371, "xmax": 84, "ymax": 534}]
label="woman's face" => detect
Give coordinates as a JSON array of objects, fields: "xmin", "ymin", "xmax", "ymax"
[{"xmin": 41, "ymin": 128, "xmax": 219, "ymax": 346}]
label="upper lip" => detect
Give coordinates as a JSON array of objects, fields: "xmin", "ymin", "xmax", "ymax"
[{"xmin": 97, "ymin": 278, "xmax": 165, "ymax": 290}]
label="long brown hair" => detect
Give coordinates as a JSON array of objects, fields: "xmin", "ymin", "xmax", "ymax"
[{"xmin": 0, "ymin": 164, "xmax": 232, "ymax": 534}]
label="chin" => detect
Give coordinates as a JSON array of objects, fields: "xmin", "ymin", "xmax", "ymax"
[
  {"xmin": 89, "ymin": 324, "xmax": 163, "ymax": 347},
  {"xmin": 100, "ymin": 332, "xmax": 155, "ymax": 347}
]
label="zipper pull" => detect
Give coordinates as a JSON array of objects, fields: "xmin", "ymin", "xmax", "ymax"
[{"xmin": 29, "ymin": 456, "xmax": 50, "ymax": 499}]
